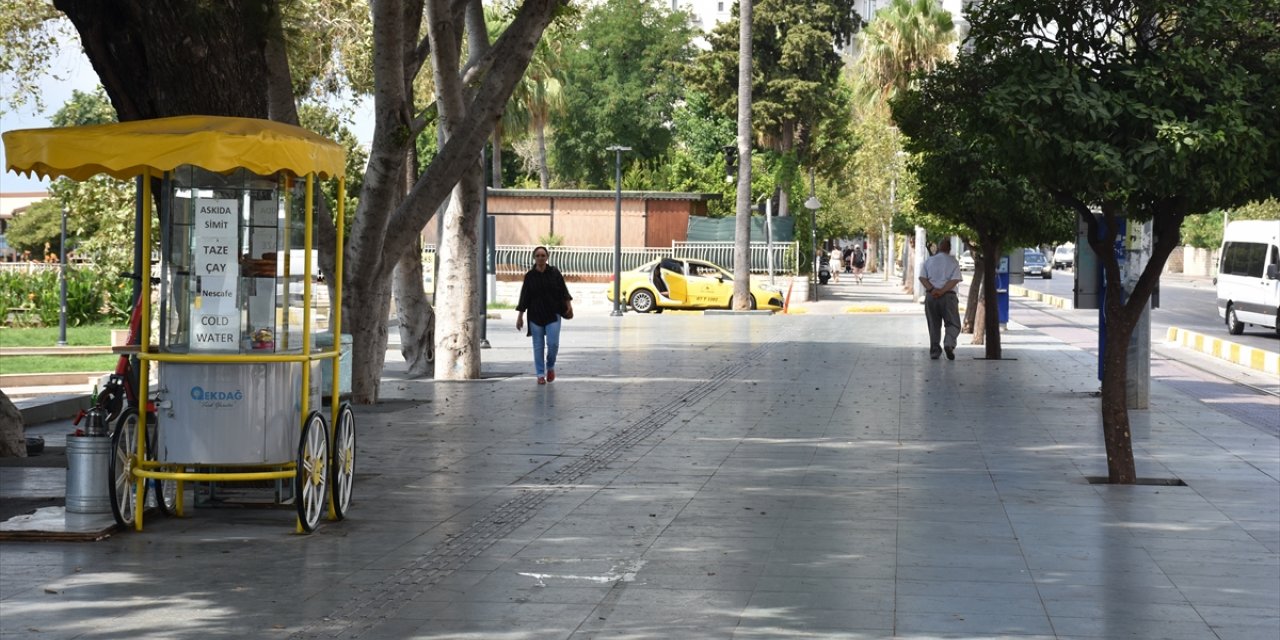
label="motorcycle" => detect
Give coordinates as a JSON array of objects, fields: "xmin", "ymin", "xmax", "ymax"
[{"xmin": 818, "ymin": 255, "xmax": 832, "ymax": 285}]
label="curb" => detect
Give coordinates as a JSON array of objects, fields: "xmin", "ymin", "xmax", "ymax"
[
  {"xmin": 1165, "ymin": 327, "xmax": 1280, "ymax": 375},
  {"xmin": 11, "ymin": 394, "xmax": 92, "ymax": 425},
  {"xmin": 1009, "ymin": 285, "xmax": 1072, "ymax": 309}
]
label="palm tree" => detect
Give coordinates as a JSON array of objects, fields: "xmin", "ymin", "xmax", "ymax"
[
  {"xmin": 848, "ymin": 0, "xmax": 955, "ymax": 294},
  {"xmin": 514, "ymin": 36, "xmax": 565, "ymax": 189},
  {"xmin": 489, "ymin": 6, "xmax": 567, "ymax": 189},
  {"xmin": 853, "ymin": 0, "xmax": 956, "ymax": 115}
]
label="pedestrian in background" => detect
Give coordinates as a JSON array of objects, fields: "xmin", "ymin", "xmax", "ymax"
[
  {"xmin": 918, "ymin": 238, "xmax": 962, "ymax": 360},
  {"xmin": 851, "ymin": 243, "xmax": 866, "ymax": 284},
  {"xmin": 829, "ymin": 246, "xmax": 843, "ymax": 283},
  {"xmin": 516, "ymin": 246, "xmax": 573, "ymax": 384}
]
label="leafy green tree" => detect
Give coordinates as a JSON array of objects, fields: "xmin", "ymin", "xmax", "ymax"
[
  {"xmin": 667, "ymin": 90, "xmax": 738, "ymax": 215},
  {"xmin": 688, "ymin": 0, "xmax": 861, "ymax": 218},
  {"xmin": 3, "ymin": 198, "xmax": 64, "ymax": 257},
  {"xmin": 1181, "ymin": 198, "xmax": 1280, "ymax": 249},
  {"xmin": 0, "ymin": 0, "xmax": 65, "ymax": 114},
  {"xmin": 894, "ymin": 52, "xmax": 1071, "ymax": 358},
  {"xmin": 967, "ymin": 0, "xmax": 1280, "ymax": 483},
  {"xmin": 552, "ymin": 0, "xmax": 696, "ymax": 188}
]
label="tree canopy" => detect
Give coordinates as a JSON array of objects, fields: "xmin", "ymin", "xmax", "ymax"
[
  {"xmin": 690, "ymin": 0, "xmax": 861, "ymax": 175},
  {"xmin": 959, "ymin": 0, "xmax": 1280, "ymax": 482},
  {"xmin": 551, "ymin": 0, "xmax": 697, "ymax": 188}
]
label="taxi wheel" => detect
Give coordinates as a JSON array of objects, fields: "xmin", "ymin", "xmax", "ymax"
[{"xmin": 629, "ymin": 289, "xmax": 656, "ymax": 313}]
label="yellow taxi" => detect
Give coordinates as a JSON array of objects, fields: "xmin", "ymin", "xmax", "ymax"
[{"xmin": 606, "ymin": 257, "xmax": 785, "ymax": 313}]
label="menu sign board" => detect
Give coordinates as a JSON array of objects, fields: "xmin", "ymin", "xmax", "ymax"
[{"xmin": 192, "ymin": 198, "xmax": 239, "ymax": 351}]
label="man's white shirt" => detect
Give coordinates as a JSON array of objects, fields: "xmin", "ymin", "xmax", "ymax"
[{"xmin": 920, "ymin": 253, "xmax": 961, "ymax": 290}]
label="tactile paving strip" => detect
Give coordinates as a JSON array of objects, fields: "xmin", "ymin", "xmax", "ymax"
[{"xmin": 290, "ymin": 343, "xmax": 769, "ymax": 639}]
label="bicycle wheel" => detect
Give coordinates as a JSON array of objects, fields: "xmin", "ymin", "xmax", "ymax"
[
  {"xmin": 330, "ymin": 403, "xmax": 356, "ymax": 520},
  {"xmin": 108, "ymin": 409, "xmax": 144, "ymax": 528},
  {"xmin": 295, "ymin": 411, "xmax": 329, "ymax": 533},
  {"xmin": 145, "ymin": 413, "xmax": 178, "ymax": 516}
]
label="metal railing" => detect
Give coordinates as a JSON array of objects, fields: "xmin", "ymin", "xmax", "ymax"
[
  {"xmin": 427, "ymin": 242, "xmax": 798, "ymax": 279},
  {"xmin": 0, "ymin": 262, "xmax": 62, "ymax": 274}
]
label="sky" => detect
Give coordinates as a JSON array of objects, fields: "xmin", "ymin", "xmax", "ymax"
[{"xmin": 0, "ymin": 38, "xmax": 99, "ymax": 194}]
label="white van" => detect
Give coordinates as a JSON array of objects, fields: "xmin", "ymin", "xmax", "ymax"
[{"xmin": 1216, "ymin": 220, "xmax": 1280, "ymax": 335}]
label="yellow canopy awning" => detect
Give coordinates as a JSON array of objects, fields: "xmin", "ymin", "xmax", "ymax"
[{"xmin": 3, "ymin": 115, "xmax": 346, "ymax": 182}]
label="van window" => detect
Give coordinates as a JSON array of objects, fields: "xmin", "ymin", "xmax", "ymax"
[{"xmin": 1221, "ymin": 242, "xmax": 1267, "ymax": 277}]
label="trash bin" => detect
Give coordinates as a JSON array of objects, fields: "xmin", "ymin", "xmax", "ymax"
[{"xmin": 65, "ymin": 434, "xmax": 112, "ymax": 514}]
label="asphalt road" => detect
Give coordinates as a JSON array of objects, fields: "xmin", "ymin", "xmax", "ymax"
[{"xmin": 1005, "ymin": 267, "xmax": 1280, "ymax": 353}]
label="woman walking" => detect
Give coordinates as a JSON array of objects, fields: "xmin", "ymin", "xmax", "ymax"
[{"xmin": 515, "ymin": 246, "xmax": 573, "ymax": 384}]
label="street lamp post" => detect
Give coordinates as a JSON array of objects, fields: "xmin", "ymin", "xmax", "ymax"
[
  {"xmin": 607, "ymin": 145, "xmax": 631, "ymax": 317},
  {"xmin": 803, "ymin": 169, "xmax": 820, "ymax": 303},
  {"xmin": 58, "ymin": 205, "xmax": 68, "ymax": 346}
]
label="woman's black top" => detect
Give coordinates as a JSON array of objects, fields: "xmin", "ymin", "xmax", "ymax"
[{"xmin": 517, "ymin": 265, "xmax": 572, "ymax": 327}]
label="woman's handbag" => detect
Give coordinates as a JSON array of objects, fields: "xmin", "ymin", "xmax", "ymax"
[{"xmin": 562, "ymin": 299, "xmax": 574, "ymax": 320}]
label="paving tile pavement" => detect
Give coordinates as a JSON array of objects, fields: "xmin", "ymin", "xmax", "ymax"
[{"xmin": 2, "ymin": 276, "xmax": 1278, "ymax": 639}]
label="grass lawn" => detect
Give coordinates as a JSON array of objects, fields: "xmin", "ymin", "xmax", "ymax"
[
  {"xmin": 0, "ymin": 324, "xmax": 124, "ymax": 375},
  {"xmin": 1, "ymin": 355, "xmax": 119, "ymax": 375},
  {"xmin": 0, "ymin": 323, "xmax": 125, "ymax": 348}
]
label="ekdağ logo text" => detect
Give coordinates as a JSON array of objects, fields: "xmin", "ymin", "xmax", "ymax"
[{"xmin": 190, "ymin": 386, "xmax": 244, "ymax": 402}]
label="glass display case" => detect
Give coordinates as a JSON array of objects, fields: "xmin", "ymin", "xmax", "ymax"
[{"xmin": 159, "ymin": 166, "xmax": 327, "ymax": 355}]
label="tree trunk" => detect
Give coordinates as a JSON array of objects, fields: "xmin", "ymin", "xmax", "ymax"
[
  {"xmin": 433, "ymin": 170, "xmax": 484, "ymax": 379},
  {"xmin": 394, "ymin": 234, "xmax": 434, "ymax": 379},
  {"xmin": 536, "ymin": 119, "xmax": 550, "ymax": 188},
  {"xmin": 348, "ymin": 280, "xmax": 393, "ymax": 403},
  {"xmin": 54, "ymin": 0, "xmax": 272, "ymax": 121},
  {"xmin": 979, "ymin": 233, "xmax": 1002, "ymax": 360},
  {"xmin": 963, "ymin": 252, "xmax": 983, "ymax": 333},
  {"xmin": 429, "ymin": 0, "xmax": 487, "ymax": 380},
  {"xmin": 865, "ymin": 231, "xmax": 880, "ymax": 274},
  {"xmin": 902, "ymin": 237, "xmax": 916, "ymax": 293},
  {"xmin": 731, "ymin": 0, "xmax": 753, "ymax": 310},
  {"xmin": 0, "ymin": 391, "xmax": 25, "ymax": 458},
  {"xmin": 1072, "ymin": 199, "xmax": 1183, "ymax": 483},
  {"xmin": 490, "ymin": 125, "xmax": 504, "ymax": 188},
  {"xmin": 1100, "ymin": 316, "xmax": 1138, "ymax": 483},
  {"xmin": 971, "ymin": 290, "xmax": 986, "ymax": 345}
]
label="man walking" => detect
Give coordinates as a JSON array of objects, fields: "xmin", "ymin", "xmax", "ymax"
[{"xmin": 919, "ymin": 238, "xmax": 962, "ymax": 360}]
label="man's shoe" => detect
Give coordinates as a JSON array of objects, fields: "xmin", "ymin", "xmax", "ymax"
[
  {"xmin": 546, "ymin": 370, "xmax": 555, "ymax": 382},
  {"xmin": 931, "ymin": 353, "xmax": 941, "ymax": 360},
  {"xmin": 537, "ymin": 376, "xmax": 546, "ymax": 385},
  {"xmin": 945, "ymin": 347, "xmax": 955, "ymax": 360}
]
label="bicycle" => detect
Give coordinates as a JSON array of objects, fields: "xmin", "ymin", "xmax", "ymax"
[{"xmin": 72, "ymin": 272, "xmax": 176, "ymax": 527}]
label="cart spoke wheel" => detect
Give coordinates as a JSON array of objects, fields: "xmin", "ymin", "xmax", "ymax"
[
  {"xmin": 145, "ymin": 413, "xmax": 177, "ymax": 516},
  {"xmin": 296, "ymin": 411, "xmax": 329, "ymax": 533},
  {"xmin": 109, "ymin": 409, "xmax": 142, "ymax": 528},
  {"xmin": 330, "ymin": 403, "xmax": 356, "ymax": 520}
]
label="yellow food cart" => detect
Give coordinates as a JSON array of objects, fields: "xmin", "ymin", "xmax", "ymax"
[{"xmin": 4, "ymin": 116, "xmax": 355, "ymax": 533}]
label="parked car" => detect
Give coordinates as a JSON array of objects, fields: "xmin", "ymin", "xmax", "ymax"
[
  {"xmin": 1216, "ymin": 220, "xmax": 1280, "ymax": 335},
  {"xmin": 606, "ymin": 258, "xmax": 785, "ymax": 313},
  {"xmin": 1053, "ymin": 243, "xmax": 1074, "ymax": 270},
  {"xmin": 1023, "ymin": 249, "xmax": 1052, "ymax": 279},
  {"xmin": 959, "ymin": 251, "xmax": 974, "ymax": 271}
]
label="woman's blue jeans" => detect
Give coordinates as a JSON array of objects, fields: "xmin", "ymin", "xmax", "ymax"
[{"xmin": 530, "ymin": 318, "xmax": 561, "ymax": 377}]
